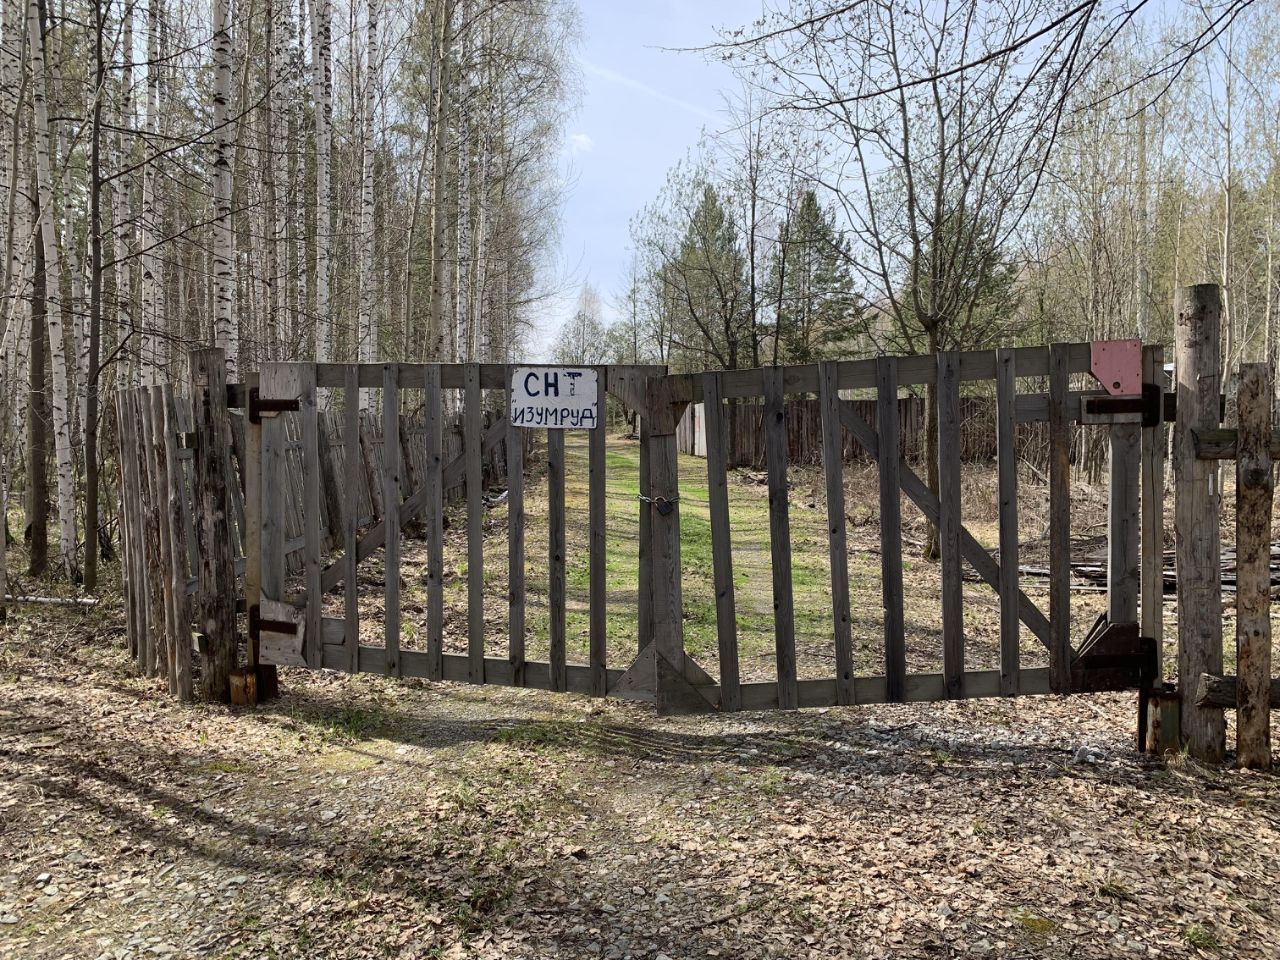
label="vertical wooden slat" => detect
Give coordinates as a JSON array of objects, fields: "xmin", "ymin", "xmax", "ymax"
[
  {"xmin": 464, "ymin": 363, "xmax": 485, "ymax": 683},
  {"xmin": 637, "ymin": 414, "xmax": 652, "ymax": 655},
  {"xmin": 1174, "ymin": 285, "xmax": 1226, "ymax": 761},
  {"xmin": 383, "ymin": 364, "xmax": 402, "ymax": 677},
  {"xmin": 148, "ymin": 388, "xmax": 177, "ymax": 693},
  {"xmin": 300, "ymin": 366, "xmax": 323, "ymax": 668},
  {"xmin": 139, "ymin": 389, "xmax": 158, "ymax": 674},
  {"xmin": 343, "ymin": 365, "xmax": 360, "ymax": 671},
  {"xmin": 1140, "ymin": 345, "xmax": 1165, "ymax": 659},
  {"xmin": 505, "ymin": 367, "xmax": 526, "ymax": 686},
  {"xmin": 819, "ymin": 362, "xmax": 854, "ymax": 705},
  {"xmin": 188, "ymin": 349, "xmax": 237, "ymax": 700},
  {"xmin": 877, "ymin": 357, "xmax": 905, "ymax": 701},
  {"xmin": 1235, "ymin": 362, "xmax": 1273, "ymax": 769},
  {"xmin": 116, "ymin": 392, "xmax": 142, "ymax": 665},
  {"xmin": 160, "ymin": 386, "xmax": 194, "ymax": 700},
  {"xmin": 423, "ymin": 364, "xmax": 445, "ymax": 680},
  {"xmin": 588, "ymin": 384, "xmax": 608, "ymax": 697},
  {"xmin": 763, "ymin": 366, "xmax": 797, "ymax": 710},
  {"xmin": 547, "ymin": 428, "xmax": 567, "ymax": 692},
  {"xmin": 1047, "ymin": 343, "xmax": 1073, "ymax": 693},
  {"xmin": 995, "ymin": 348, "xmax": 1020, "ymax": 696},
  {"xmin": 1108, "ymin": 420, "xmax": 1141, "ymax": 624},
  {"xmin": 259, "ymin": 366, "xmax": 295, "ymax": 625},
  {"xmin": 242, "ymin": 373, "xmax": 262, "ymax": 673},
  {"xmin": 937, "ymin": 352, "xmax": 964, "ymax": 699},
  {"xmin": 645, "ymin": 397, "xmax": 687, "ymax": 711},
  {"xmin": 702, "ymin": 372, "xmax": 740, "ymax": 711}
]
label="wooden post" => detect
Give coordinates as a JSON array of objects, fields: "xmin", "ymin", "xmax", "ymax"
[
  {"xmin": 343, "ymin": 365, "xmax": 361, "ymax": 671},
  {"xmin": 186, "ymin": 350, "xmax": 238, "ymax": 701},
  {"xmin": 1235, "ymin": 363, "xmax": 1272, "ymax": 769},
  {"xmin": 819, "ymin": 362, "xmax": 854, "ymax": 705},
  {"xmin": 1140, "ymin": 346, "xmax": 1166, "ymax": 662},
  {"xmin": 876, "ymin": 357, "xmax": 906, "ymax": 701},
  {"xmin": 645, "ymin": 377, "xmax": 688, "ymax": 712},
  {"xmin": 464, "ymin": 364, "xmax": 484, "ymax": 684},
  {"xmin": 1108, "ymin": 421, "xmax": 1141, "ymax": 625},
  {"xmin": 547, "ymin": 428, "xmax": 567, "ymax": 692},
  {"xmin": 383, "ymin": 364, "xmax": 402, "ymax": 678},
  {"xmin": 703, "ymin": 372, "xmax": 740, "ymax": 711},
  {"xmin": 1047, "ymin": 343, "xmax": 1073, "ymax": 693},
  {"xmin": 424, "ymin": 365, "xmax": 445, "ymax": 681},
  {"xmin": 588, "ymin": 374, "xmax": 608, "ymax": 697},
  {"xmin": 764, "ymin": 366, "xmax": 798, "ymax": 709},
  {"xmin": 1173, "ymin": 283, "xmax": 1226, "ymax": 763},
  {"xmin": 937, "ymin": 353, "xmax": 964, "ymax": 698},
  {"xmin": 506, "ymin": 367, "xmax": 526, "ymax": 687},
  {"xmin": 995, "ymin": 348, "xmax": 1020, "ymax": 695},
  {"xmin": 160, "ymin": 386, "xmax": 194, "ymax": 700},
  {"xmin": 243, "ymin": 372, "xmax": 263, "ymax": 673}
]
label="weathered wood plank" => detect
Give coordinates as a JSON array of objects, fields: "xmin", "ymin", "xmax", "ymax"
[
  {"xmin": 506, "ymin": 368, "xmax": 526, "ymax": 687},
  {"xmin": 702, "ymin": 373, "xmax": 740, "ymax": 711},
  {"xmin": 819, "ymin": 362, "xmax": 854, "ymax": 705},
  {"xmin": 547, "ymin": 429, "xmax": 567, "ymax": 692},
  {"xmin": 876, "ymin": 357, "xmax": 906, "ymax": 700},
  {"xmin": 1140, "ymin": 346, "xmax": 1165, "ymax": 666},
  {"xmin": 937, "ymin": 353, "xmax": 964, "ymax": 699},
  {"xmin": 464, "ymin": 364, "xmax": 485, "ymax": 684},
  {"xmin": 764, "ymin": 366, "xmax": 798, "ymax": 710},
  {"xmin": 343, "ymin": 365, "xmax": 360, "ymax": 671},
  {"xmin": 1108, "ymin": 421, "xmax": 1141, "ymax": 624},
  {"xmin": 995, "ymin": 348, "xmax": 1019, "ymax": 696},
  {"xmin": 298, "ymin": 366, "xmax": 323, "ymax": 669},
  {"xmin": 383, "ymin": 364, "xmax": 402, "ymax": 678},
  {"xmin": 637, "ymin": 414, "xmax": 653, "ymax": 655},
  {"xmin": 1234, "ymin": 363, "xmax": 1273, "ymax": 769},
  {"xmin": 644, "ymin": 379, "xmax": 687, "ymax": 699},
  {"xmin": 159, "ymin": 386, "xmax": 194, "ymax": 701},
  {"xmin": 423, "ymin": 365, "xmax": 445, "ymax": 680},
  {"xmin": 1196, "ymin": 674, "xmax": 1280, "ymax": 709},
  {"xmin": 1174, "ymin": 284, "xmax": 1226, "ymax": 762},
  {"xmin": 589, "ymin": 388, "xmax": 608, "ymax": 697},
  {"xmin": 242, "ymin": 374, "xmax": 262, "ymax": 670},
  {"xmin": 1047, "ymin": 343, "xmax": 1073, "ymax": 692},
  {"xmin": 1192, "ymin": 427, "xmax": 1280, "ymax": 459},
  {"xmin": 188, "ymin": 350, "xmax": 238, "ymax": 700}
]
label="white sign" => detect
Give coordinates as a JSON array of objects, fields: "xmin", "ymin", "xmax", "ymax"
[{"xmin": 509, "ymin": 367, "xmax": 600, "ymax": 429}]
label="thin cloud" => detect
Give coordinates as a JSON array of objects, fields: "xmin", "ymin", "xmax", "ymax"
[
  {"xmin": 569, "ymin": 132, "xmax": 595, "ymax": 154},
  {"xmin": 581, "ymin": 58, "xmax": 719, "ymax": 122}
]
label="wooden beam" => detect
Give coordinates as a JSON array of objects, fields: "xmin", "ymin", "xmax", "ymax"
[
  {"xmin": 877, "ymin": 357, "xmax": 906, "ymax": 701},
  {"xmin": 764, "ymin": 366, "xmax": 798, "ymax": 710},
  {"xmin": 937, "ymin": 353, "xmax": 964, "ymax": 698},
  {"xmin": 995, "ymin": 348, "xmax": 1020, "ymax": 696},
  {"xmin": 819, "ymin": 362, "xmax": 854, "ymax": 706},
  {"xmin": 1173, "ymin": 284, "xmax": 1226, "ymax": 763},
  {"xmin": 1192, "ymin": 427, "xmax": 1280, "ymax": 460},
  {"xmin": 1234, "ymin": 363, "xmax": 1273, "ymax": 769},
  {"xmin": 703, "ymin": 372, "xmax": 741, "ymax": 711},
  {"xmin": 1196, "ymin": 674, "xmax": 1280, "ymax": 710}
]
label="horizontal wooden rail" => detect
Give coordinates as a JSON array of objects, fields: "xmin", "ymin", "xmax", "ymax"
[
  {"xmin": 1192, "ymin": 428, "xmax": 1280, "ymax": 460},
  {"xmin": 1196, "ymin": 674, "xmax": 1280, "ymax": 708},
  {"xmin": 664, "ymin": 343, "xmax": 1095, "ymax": 403}
]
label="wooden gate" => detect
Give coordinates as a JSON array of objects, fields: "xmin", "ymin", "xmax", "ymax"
[
  {"xmin": 251, "ymin": 347, "xmax": 1169, "ymax": 726},
  {"xmin": 254, "ymin": 362, "xmax": 665, "ymax": 696},
  {"xmin": 637, "ymin": 343, "xmax": 1168, "ymax": 721}
]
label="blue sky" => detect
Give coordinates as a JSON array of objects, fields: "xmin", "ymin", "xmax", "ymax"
[{"xmin": 531, "ymin": 0, "xmax": 763, "ymax": 358}]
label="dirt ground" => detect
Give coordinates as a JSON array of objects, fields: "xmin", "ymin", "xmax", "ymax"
[{"xmin": 3, "ymin": 603, "xmax": 1279, "ymax": 959}]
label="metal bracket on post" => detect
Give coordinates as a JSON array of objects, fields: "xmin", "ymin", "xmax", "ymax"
[{"xmin": 247, "ymin": 387, "xmax": 300, "ymax": 425}]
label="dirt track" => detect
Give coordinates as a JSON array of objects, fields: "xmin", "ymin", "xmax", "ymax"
[{"xmin": 2, "ymin": 605, "xmax": 1278, "ymax": 959}]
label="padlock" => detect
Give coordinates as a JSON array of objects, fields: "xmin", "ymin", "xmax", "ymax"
[{"xmin": 655, "ymin": 498, "xmax": 674, "ymax": 516}]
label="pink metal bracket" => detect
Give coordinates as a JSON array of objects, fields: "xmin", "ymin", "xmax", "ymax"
[{"xmin": 1089, "ymin": 339, "xmax": 1142, "ymax": 396}]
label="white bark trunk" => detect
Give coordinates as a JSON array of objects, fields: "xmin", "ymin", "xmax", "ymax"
[
  {"xmin": 357, "ymin": 0, "xmax": 379, "ymax": 380},
  {"xmin": 212, "ymin": 0, "xmax": 236, "ymax": 376},
  {"xmin": 308, "ymin": 0, "xmax": 332, "ymax": 364},
  {"xmin": 26, "ymin": 0, "xmax": 78, "ymax": 581},
  {"xmin": 140, "ymin": 0, "xmax": 162, "ymax": 381}
]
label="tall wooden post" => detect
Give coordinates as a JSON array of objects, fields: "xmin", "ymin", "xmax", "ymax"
[
  {"xmin": 1234, "ymin": 363, "xmax": 1273, "ymax": 769},
  {"xmin": 189, "ymin": 348, "xmax": 238, "ymax": 701},
  {"xmin": 1173, "ymin": 284, "xmax": 1226, "ymax": 762}
]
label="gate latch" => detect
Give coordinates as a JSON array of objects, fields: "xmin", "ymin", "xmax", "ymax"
[{"xmin": 247, "ymin": 387, "xmax": 301, "ymax": 425}]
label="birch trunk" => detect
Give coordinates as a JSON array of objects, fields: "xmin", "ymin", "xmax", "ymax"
[
  {"xmin": 212, "ymin": 0, "xmax": 236, "ymax": 376},
  {"xmin": 427, "ymin": 0, "xmax": 452, "ymax": 362},
  {"xmin": 140, "ymin": 0, "xmax": 162, "ymax": 381},
  {"xmin": 308, "ymin": 0, "xmax": 332, "ymax": 363},
  {"xmin": 357, "ymin": 0, "xmax": 379, "ymax": 376},
  {"xmin": 27, "ymin": 0, "xmax": 79, "ymax": 581}
]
